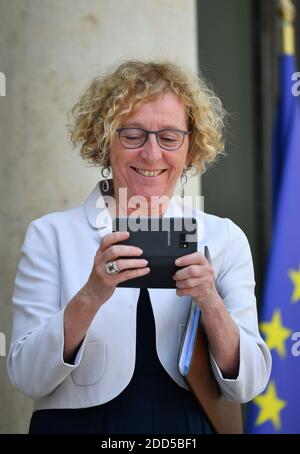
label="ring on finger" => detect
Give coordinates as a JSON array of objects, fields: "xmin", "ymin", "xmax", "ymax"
[{"xmin": 105, "ymin": 260, "xmax": 120, "ymax": 275}]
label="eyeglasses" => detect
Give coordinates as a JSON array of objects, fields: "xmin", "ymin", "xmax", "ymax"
[{"xmin": 116, "ymin": 127, "xmax": 192, "ymax": 151}]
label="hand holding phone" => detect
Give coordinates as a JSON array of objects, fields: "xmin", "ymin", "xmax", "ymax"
[{"xmin": 113, "ymin": 217, "xmax": 197, "ymax": 288}]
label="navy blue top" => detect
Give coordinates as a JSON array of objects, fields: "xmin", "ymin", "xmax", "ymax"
[{"xmin": 29, "ymin": 289, "xmax": 214, "ymax": 434}]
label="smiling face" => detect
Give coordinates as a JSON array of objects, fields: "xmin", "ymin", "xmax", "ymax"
[{"xmin": 109, "ymin": 91, "xmax": 190, "ymax": 213}]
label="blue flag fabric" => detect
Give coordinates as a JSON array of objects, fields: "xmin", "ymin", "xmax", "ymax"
[{"xmin": 246, "ymin": 55, "xmax": 300, "ymax": 433}]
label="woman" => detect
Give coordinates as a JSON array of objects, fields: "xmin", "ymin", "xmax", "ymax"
[{"xmin": 8, "ymin": 60, "xmax": 271, "ymax": 434}]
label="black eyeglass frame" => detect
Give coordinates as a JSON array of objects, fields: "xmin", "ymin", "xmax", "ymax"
[{"xmin": 116, "ymin": 127, "xmax": 192, "ymax": 151}]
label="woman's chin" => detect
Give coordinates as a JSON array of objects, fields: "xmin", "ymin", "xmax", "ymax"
[{"xmin": 129, "ymin": 186, "xmax": 168, "ymax": 201}]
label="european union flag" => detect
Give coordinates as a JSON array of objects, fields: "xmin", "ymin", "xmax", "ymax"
[{"xmin": 246, "ymin": 51, "xmax": 300, "ymax": 432}]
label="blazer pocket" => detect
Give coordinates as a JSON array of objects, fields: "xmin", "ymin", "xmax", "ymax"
[{"xmin": 71, "ymin": 341, "xmax": 106, "ymax": 386}]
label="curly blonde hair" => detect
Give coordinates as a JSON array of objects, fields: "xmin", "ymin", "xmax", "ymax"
[{"xmin": 68, "ymin": 60, "xmax": 226, "ymax": 174}]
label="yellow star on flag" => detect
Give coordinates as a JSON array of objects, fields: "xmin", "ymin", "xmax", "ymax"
[
  {"xmin": 254, "ymin": 382, "xmax": 287, "ymax": 430},
  {"xmin": 260, "ymin": 310, "xmax": 292, "ymax": 358},
  {"xmin": 288, "ymin": 267, "xmax": 300, "ymax": 303}
]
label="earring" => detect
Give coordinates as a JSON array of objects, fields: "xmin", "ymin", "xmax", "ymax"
[
  {"xmin": 180, "ymin": 169, "xmax": 188, "ymax": 198},
  {"xmin": 101, "ymin": 166, "xmax": 111, "ymax": 193}
]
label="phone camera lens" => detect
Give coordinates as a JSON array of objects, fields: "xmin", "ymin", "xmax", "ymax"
[{"xmin": 179, "ymin": 233, "xmax": 189, "ymax": 248}]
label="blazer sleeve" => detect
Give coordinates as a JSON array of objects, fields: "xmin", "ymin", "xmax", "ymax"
[
  {"xmin": 209, "ymin": 218, "xmax": 272, "ymax": 403},
  {"xmin": 7, "ymin": 218, "xmax": 87, "ymax": 399}
]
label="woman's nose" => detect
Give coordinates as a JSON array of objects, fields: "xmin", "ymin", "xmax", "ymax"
[{"xmin": 140, "ymin": 134, "xmax": 163, "ymax": 162}]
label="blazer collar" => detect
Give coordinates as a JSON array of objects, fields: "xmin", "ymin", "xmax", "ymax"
[
  {"xmin": 83, "ymin": 180, "xmax": 192, "ymax": 232},
  {"xmin": 83, "ymin": 181, "xmax": 112, "ymax": 232}
]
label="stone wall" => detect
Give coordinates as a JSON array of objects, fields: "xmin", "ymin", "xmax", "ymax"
[{"xmin": 0, "ymin": 0, "xmax": 198, "ymax": 433}]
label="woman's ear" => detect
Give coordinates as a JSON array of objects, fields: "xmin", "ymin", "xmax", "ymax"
[
  {"xmin": 185, "ymin": 159, "xmax": 193, "ymax": 171},
  {"xmin": 185, "ymin": 146, "xmax": 193, "ymax": 166}
]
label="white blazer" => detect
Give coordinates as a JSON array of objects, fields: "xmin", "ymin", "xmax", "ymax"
[{"xmin": 7, "ymin": 182, "xmax": 271, "ymax": 410}]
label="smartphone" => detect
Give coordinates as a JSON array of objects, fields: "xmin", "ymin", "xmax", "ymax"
[{"xmin": 113, "ymin": 217, "xmax": 197, "ymax": 288}]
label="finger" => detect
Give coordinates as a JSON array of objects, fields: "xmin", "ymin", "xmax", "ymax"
[
  {"xmin": 117, "ymin": 266, "xmax": 150, "ymax": 284},
  {"xmin": 103, "ymin": 244, "xmax": 143, "ymax": 262},
  {"xmin": 175, "ymin": 276, "xmax": 207, "ymax": 289},
  {"xmin": 175, "ymin": 251, "xmax": 207, "ymax": 267},
  {"xmin": 174, "ymin": 264, "xmax": 206, "ymax": 281},
  {"xmin": 176, "ymin": 287, "xmax": 196, "ymax": 297},
  {"xmin": 100, "ymin": 231, "xmax": 130, "ymax": 252},
  {"xmin": 176, "ymin": 284, "xmax": 215, "ymax": 299},
  {"xmin": 115, "ymin": 258, "xmax": 148, "ymax": 272}
]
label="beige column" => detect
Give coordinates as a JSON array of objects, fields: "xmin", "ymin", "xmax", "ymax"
[{"xmin": 0, "ymin": 0, "xmax": 198, "ymax": 433}]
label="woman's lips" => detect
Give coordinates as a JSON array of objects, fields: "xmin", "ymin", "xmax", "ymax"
[{"xmin": 131, "ymin": 167, "xmax": 166, "ymax": 177}]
